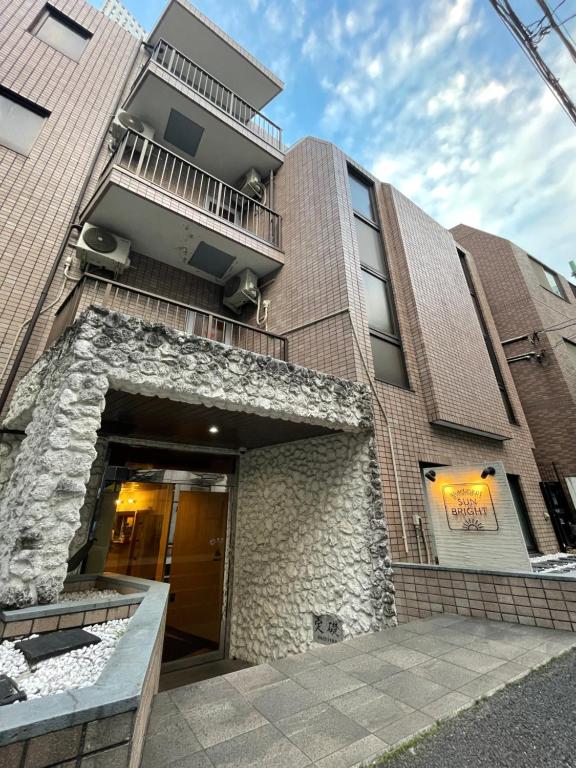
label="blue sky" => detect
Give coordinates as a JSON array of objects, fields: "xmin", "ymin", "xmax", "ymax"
[{"xmin": 96, "ymin": 0, "xmax": 576, "ymax": 278}]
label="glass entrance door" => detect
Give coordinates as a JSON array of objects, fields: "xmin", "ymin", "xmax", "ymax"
[
  {"xmin": 87, "ymin": 472, "xmax": 231, "ymax": 666},
  {"xmin": 164, "ymin": 491, "xmax": 228, "ymax": 661}
]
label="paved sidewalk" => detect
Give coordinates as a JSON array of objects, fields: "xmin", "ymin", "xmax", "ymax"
[
  {"xmin": 142, "ymin": 615, "xmax": 576, "ymax": 768},
  {"xmin": 377, "ymin": 647, "xmax": 576, "ymax": 767}
]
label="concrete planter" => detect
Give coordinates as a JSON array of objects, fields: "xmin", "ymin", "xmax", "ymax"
[{"xmin": 0, "ymin": 573, "xmax": 168, "ymax": 768}]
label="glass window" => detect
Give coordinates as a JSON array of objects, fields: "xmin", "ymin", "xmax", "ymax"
[
  {"xmin": 362, "ymin": 270, "xmax": 394, "ymax": 336},
  {"xmin": 348, "ymin": 172, "xmax": 375, "ymax": 220},
  {"xmin": 356, "ymin": 217, "xmax": 386, "ymax": 273},
  {"xmin": 32, "ymin": 5, "xmax": 92, "ymax": 60},
  {"xmin": 529, "ymin": 256, "xmax": 566, "ymax": 299},
  {"xmin": 370, "ymin": 335, "xmax": 408, "ymax": 388},
  {"xmin": 0, "ymin": 88, "xmax": 49, "ymax": 155},
  {"xmin": 565, "ymin": 339, "xmax": 576, "ymax": 370}
]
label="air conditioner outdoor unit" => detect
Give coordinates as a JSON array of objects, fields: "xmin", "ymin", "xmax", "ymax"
[
  {"xmin": 237, "ymin": 168, "xmax": 265, "ymax": 201},
  {"xmin": 223, "ymin": 268, "xmax": 258, "ymax": 314},
  {"xmin": 111, "ymin": 110, "xmax": 155, "ymax": 141},
  {"xmin": 76, "ymin": 223, "xmax": 131, "ymax": 274}
]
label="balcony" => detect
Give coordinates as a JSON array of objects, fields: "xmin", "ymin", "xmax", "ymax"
[
  {"xmin": 148, "ymin": 0, "xmax": 283, "ymax": 110},
  {"xmin": 154, "ymin": 40, "xmax": 282, "ymax": 151},
  {"xmin": 47, "ymin": 274, "xmax": 288, "ymax": 360},
  {"xmin": 81, "ymin": 131, "xmax": 283, "ymax": 285},
  {"xmin": 124, "ymin": 41, "xmax": 284, "ymax": 186}
]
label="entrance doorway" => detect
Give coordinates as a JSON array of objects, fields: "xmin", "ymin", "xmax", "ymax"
[{"xmin": 86, "ymin": 459, "xmax": 233, "ymax": 667}]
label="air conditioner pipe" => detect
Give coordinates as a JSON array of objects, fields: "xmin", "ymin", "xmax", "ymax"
[{"xmin": 0, "ymin": 39, "xmax": 144, "ymax": 418}]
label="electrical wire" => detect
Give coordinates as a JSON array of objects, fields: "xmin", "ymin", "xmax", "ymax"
[{"xmin": 0, "ymin": 260, "xmax": 80, "ymax": 384}]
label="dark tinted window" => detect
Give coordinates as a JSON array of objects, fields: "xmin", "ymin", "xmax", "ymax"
[{"xmin": 370, "ymin": 335, "xmax": 408, "ymax": 388}]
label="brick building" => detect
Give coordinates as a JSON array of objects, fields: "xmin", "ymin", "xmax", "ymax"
[
  {"xmin": 0, "ymin": 0, "xmax": 561, "ymax": 670},
  {"xmin": 453, "ymin": 224, "xmax": 576, "ymax": 549}
]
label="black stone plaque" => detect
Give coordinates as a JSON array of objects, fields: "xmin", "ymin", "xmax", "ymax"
[
  {"xmin": 15, "ymin": 628, "xmax": 101, "ymax": 666},
  {"xmin": 0, "ymin": 674, "xmax": 26, "ymax": 706},
  {"xmin": 312, "ymin": 614, "xmax": 344, "ymax": 645}
]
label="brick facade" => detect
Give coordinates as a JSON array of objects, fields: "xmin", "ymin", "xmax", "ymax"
[
  {"xmin": 0, "ymin": 4, "xmax": 560, "ymax": 577},
  {"xmin": 394, "ymin": 562, "xmax": 576, "ymax": 632},
  {"xmin": 0, "ymin": 0, "xmax": 140, "ymax": 395},
  {"xmin": 452, "ymin": 225, "xmax": 576, "ymax": 508},
  {"xmin": 264, "ymin": 138, "xmax": 556, "ymax": 559}
]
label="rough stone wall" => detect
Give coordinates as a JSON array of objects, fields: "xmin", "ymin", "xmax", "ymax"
[
  {"xmin": 70, "ymin": 437, "xmax": 109, "ymax": 558},
  {"xmin": 230, "ymin": 433, "xmax": 395, "ymax": 663},
  {"xmin": 0, "ymin": 308, "xmax": 374, "ymax": 607},
  {"xmin": 0, "ymin": 434, "xmax": 23, "ymax": 507}
]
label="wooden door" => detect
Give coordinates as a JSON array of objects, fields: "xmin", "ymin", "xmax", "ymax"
[{"xmin": 167, "ymin": 491, "xmax": 228, "ymax": 645}]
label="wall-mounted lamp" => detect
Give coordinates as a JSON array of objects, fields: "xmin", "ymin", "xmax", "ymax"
[
  {"xmin": 424, "ymin": 470, "xmax": 437, "ymax": 482},
  {"xmin": 481, "ymin": 466, "xmax": 496, "ymax": 479}
]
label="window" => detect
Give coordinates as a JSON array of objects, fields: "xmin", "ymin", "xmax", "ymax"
[
  {"xmin": 355, "ymin": 217, "xmax": 385, "ymax": 273},
  {"xmin": 459, "ymin": 250, "xmax": 517, "ymax": 423},
  {"xmin": 565, "ymin": 339, "xmax": 576, "ymax": 370},
  {"xmin": 31, "ymin": 4, "xmax": 92, "ymax": 60},
  {"xmin": 349, "ymin": 167, "xmax": 408, "ymax": 388},
  {"xmin": 0, "ymin": 86, "xmax": 49, "ymax": 155},
  {"xmin": 529, "ymin": 256, "xmax": 566, "ymax": 300},
  {"xmin": 348, "ymin": 171, "xmax": 375, "ymax": 221}
]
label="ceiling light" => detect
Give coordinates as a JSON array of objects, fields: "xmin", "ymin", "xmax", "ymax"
[{"xmin": 209, "ymin": 425, "xmax": 219, "ymax": 434}]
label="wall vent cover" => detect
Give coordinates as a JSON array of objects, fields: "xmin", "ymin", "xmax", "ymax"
[{"xmin": 188, "ymin": 242, "xmax": 235, "ymax": 278}]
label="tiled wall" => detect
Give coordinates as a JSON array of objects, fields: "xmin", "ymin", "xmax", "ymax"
[
  {"xmin": 394, "ymin": 562, "xmax": 576, "ymax": 632},
  {"xmin": 0, "ymin": 601, "xmax": 138, "ymax": 640},
  {"xmin": 452, "ymin": 225, "xmax": 576, "ymax": 490},
  {"xmin": 269, "ymin": 137, "xmax": 557, "ymax": 561},
  {"xmin": 0, "ymin": 0, "xmax": 140, "ymax": 398}
]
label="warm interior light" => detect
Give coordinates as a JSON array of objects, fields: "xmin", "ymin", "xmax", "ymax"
[{"xmin": 209, "ymin": 425, "xmax": 219, "ymax": 434}]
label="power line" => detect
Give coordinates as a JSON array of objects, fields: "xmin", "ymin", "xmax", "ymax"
[{"xmin": 487, "ymin": 0, "xmax": 576, "ymax": 126}]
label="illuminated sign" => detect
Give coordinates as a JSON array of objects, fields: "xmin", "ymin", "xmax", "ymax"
[{"xmin": 442, "ymin": 483, "xmax": 498, "ymax": 532}]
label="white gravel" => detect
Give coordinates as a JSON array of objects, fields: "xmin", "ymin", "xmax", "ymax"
[
  {"xmin": 0, "ymin": 619, "xmax": 130, "ymax": 703},
  {"xmin": 57, "ymin": 588, "xmax": 124, "ymax": 603}
]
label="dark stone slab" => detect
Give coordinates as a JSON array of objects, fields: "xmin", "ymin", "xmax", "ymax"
[
  {"xmin": 15, "ymin": 628, "xmax": 100, "ymax": 666},
  {"xmin": 0, "ymin": 675, "xmax": 26, "ymax": 706}
]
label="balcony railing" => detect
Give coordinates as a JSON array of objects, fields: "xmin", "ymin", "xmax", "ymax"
[
  {"xmin": 153, "ymin": 39, "xmax": 283, "ymax": 151},
  {"xmin": 47, "ymin": 274, "xmax": 288, "ymax": 360},
  {"xmin": 112, "ymin": 130, "xmax": 281, "ymax": 249}
]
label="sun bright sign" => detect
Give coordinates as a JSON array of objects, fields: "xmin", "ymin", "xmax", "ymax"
[{"xmin": 442, "ymin": 483, "xmax": 499, "ymax": 532}]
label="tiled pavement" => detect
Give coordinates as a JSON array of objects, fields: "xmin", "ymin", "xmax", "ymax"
[{"xmin": 142, "ymin": 615, "xmax": 576, "ymax": 768}]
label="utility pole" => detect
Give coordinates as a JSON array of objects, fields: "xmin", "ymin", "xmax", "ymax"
[
  {"xmin": 487, "ymin": 0, "xmax": 576, "ymax": 127},
  {"xmin": 534, "ymin": 0, "xmax": 576, "ymax": 63}
]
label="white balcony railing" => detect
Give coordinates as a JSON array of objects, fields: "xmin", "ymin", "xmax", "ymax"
[
  {"xmin": 113, "ymin": 130, "xmax": 281, "ymax": 248},
  {"xmin": 153, "ymin": 39, "xmax": 283, "ymax": 151}
]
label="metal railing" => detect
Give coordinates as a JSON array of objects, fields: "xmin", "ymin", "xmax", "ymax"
[
  {"xmin": 113, "ymin": 130, "xmax": 281, "ymax": 248},
  {"xmin": 47, "ymin": 274, "xmax": 288, "ymax": 361},
  {"xmin": 153, "ymin": 39, "xmax": 283, "ymax": 151}
]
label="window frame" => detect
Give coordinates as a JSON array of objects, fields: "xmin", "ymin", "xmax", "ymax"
[
  {"xmin": 0, "ymin": 85, "xmax": 50, "ymax": 156},
  {"xmin": 30, "ymin": 3, "xmax": 92, "ymax": 61},
  {"xmin": 348, "ymin": 165, "xmax": 409, "ymax": 389},
  {"xmin": 528, "ymin": 255, "xmax": 567, "ymax": 301}
]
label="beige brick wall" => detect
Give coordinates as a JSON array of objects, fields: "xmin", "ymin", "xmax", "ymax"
[
  {"xmin": 0, "ymin": 0, "xmax": 140, "ymax": 395},
  {"xmin": 452, "ymin": 225, "xmax": 576, "ymax": 491},
  {"xmin": 270, "ymin": 138, "xmax": 556, "ymax": 560},
  {"xmin": 394, "ymin": 562, "xmax": 576, "ymax": 632}
]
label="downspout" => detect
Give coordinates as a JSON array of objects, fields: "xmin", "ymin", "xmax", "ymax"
[
  {"xmin": 0, "ymin": 40, "xmax": 144, "ymax": 418},
  {"xmin": 350, "ymin": 320, "xmax": 410, "ymax": 556}
]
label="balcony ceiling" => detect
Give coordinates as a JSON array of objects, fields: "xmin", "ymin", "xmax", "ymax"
[
  {"xmin": 83, "ymin": 180, "xmax": 283, "ymax": 285},
  {"xmin": 102, "ymin": 390, "xmax": 338, "ymax": 450},
  {"xmin": 126, "ymin": 70, "xmax": 283, "ymax": 185},
  {"xmin": 147, "ymin": 0, "xmax": 283, "ymax": 110}
]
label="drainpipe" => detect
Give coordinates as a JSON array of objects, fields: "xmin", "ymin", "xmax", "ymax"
[
  {"xmin": 0, "ymin": 41, "xmax": 144, "ymax": 418},
  {"xmin": 350, "ymin": 320, "xmax": 410, "ymax": 556}
]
